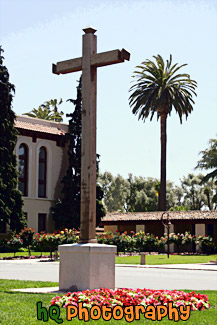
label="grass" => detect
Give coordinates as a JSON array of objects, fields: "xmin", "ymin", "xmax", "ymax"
[
  {"xmin": 115, "ymin": 254, "xmax": 217, "ymax": 265},
  {"xmin": 1, "ymin": 252, "xmax": 217, "ymax": 265},
  {"xmin": 0, "ymin": 280, "xmax": 216, "ymax": 324},
  {"xmin": 0, "ymin": 251, "xmax": 51, "ymax": 258}
]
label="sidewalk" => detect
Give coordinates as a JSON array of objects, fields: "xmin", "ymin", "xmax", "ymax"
[
  {"xmin": 11, "ymin": 261, "xmax": 217, "ymax": 293},
  {"xmin": 116, "ymin": 263, "xmax": 217, "ymax": 271},
  {"xmin": 5, "ymin": 260, "xmax": 216, "ymax": 293}
]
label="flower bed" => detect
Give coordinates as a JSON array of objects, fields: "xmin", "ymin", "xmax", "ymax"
[
  {"xmin": 1, "ymin": 228, "xmax": 215, "ymax": 256},
  {"xmin": 51, "ymin": 288, "xmax": 210, "ymax": 311}
]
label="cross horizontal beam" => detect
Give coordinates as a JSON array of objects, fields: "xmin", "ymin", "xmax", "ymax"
[
  {"xmin": 52, "ymin": 57, "xmax": 82, "ymax": 75},
  {"xmin": 52, "ymin": 48, "xmax": 130, "ymax": 75},
  {"xmin": 91, "ymin": 48, "xmax": 130, "ymax": 68}
]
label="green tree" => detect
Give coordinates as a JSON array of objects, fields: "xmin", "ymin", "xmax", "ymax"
[
  {"xmin": 0, "ymin": 47, "xmax": 26, "ymax": 232},
  {"xmin": 195, "ymin": 138, "xmax": 217, "ymax": 205},
  {"xmin": 203, "ymin": 183, "xmax": 217, "ymax": 210},
  {"xmin": 98, "ymin": 172, "xmax": 129, "ymax": 212},
  {"xmin": 126, "ymin": 175, "xmax": 182, "ymax": 212},
  {"xmin": 52, "ymin": 77, "xmax": 105, "ymax": 229},
  {"xmin": 181, "ymin": 173, "xmax": 209, "ymax": 210},
  {"xmin": 196, "ymin": 138, "xmax": 217, "ymax": 181},
  {"xmin": 23, "ymin": 98, "xmax": 64, "ymax": 122},
  {"xmin": 166, "ymin": 181, "xmax": 184, "ymax": 210},
  {"xmin": 126, "ymin": 175, "xmax": 158, "ymax": 212},
  {"xmin": 168, "ymin": 185, "xmax": 187, "ymax": 211},
  {"xmin": 45, "ymin": 99, "xmax": 64, "ymax": 122},
  {"xmin": 99, "ymin": 172, "xmax": 184, "ymax": 212},
  {"xmin": 129, "ymin": 55, "xmax": 197, "ymax": 211}
]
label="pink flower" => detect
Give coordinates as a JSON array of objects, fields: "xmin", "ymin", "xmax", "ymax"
[{"xmin": 50, "ymin": 288, "xmax": 210, "ymax": 311}]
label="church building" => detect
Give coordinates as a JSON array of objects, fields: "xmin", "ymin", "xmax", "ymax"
[{"xmin": 15, "ymin": 115, "xmax": 68, "ymax": 232}]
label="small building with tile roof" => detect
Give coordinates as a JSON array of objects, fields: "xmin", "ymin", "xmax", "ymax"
[
  {"xmin": 100, "ymin": 210, "xmax": 217, "ymax": 249},
  {"xmin": 13, "ymin": 115, "xmax": 69, "ymax": 233}
]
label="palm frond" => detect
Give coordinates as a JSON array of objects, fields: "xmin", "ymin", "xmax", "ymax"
[{"xmin": 129, "ymin": 54, "xmax": 197, "ymax": 123}]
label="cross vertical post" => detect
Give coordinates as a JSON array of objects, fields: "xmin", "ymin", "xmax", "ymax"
[
  {"xmin": 80, "ymin": 27, "xmax": 97, "ymax": 243},
  {"xmin": 53, "ymin": 27, "xmax": 130, "ymax": 291}
]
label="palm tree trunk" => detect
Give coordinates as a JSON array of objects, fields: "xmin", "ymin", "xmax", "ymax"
[
  {"xmin": 205, "ymin": 190, "xmax": 212, "ymax": 210},
  {"xmin": 158, "ymin": 113, "xmax": 167, "ymax": 211}
]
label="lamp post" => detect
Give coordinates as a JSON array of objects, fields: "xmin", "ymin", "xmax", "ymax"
[{"xmin": 161, "ymin": 212, "xmax": 171, "ymax": 258}]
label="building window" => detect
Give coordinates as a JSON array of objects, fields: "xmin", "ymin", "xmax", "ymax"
[
  {"xmin": 38, "ymin": 147, "xmax": 47, "ymax": 198},
  {"xmin": 38, "ymin": 213, "xmax": 46, "ymax": 232},
  {"xmin": 18, "ymin": 144, "xmax": 28, "ymax": 196}
]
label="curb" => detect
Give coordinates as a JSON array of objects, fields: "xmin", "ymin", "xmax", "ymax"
[{"xmin": 115, "ymin": 264, "xmax": 217, "ymax": 271}]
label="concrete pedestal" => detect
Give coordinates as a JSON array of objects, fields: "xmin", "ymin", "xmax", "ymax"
[
  {"xmin": 140, "ymin": 253, "xmax": 146, "ymax": 265},
  {"xmin": 58, "ymin": 243, "xmax": 117, "ymax": 291}
]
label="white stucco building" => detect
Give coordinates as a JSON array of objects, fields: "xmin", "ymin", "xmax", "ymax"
[{"xmin": 15, "ymin": 115, "xmax": 68, "ymax": 232}]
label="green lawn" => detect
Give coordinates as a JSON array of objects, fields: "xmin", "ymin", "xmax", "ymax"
[
  {"xmin": 115, "ymin": 254, "xmax": 217, "ymax": 265},
  {"xmin": 0, "ymin": 280, "xmax": 216, "ymax": 324},
  {"xmin": 1, "ymin": 252, "xmax": 217, "ymax": 265},
  {"xmin": 0, "ymin": 251, "xmax": 51, "ymax": 258}
]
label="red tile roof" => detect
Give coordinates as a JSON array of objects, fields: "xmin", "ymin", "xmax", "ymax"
[
  {"xmin": 15, "ymin": 116, "xmax": 68, "ymax": 136},
  {"xmin": 102, "ymin": 210, "xmax": 217, "ymax": 222}
]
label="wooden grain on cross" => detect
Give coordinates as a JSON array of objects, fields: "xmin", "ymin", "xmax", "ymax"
[
  {"xmin": 52, "ymin": 49, "xmax": 130, "ymax": 75},
  {"xmin": 53, "ymin": 26, "xmax": 130, "ymax": 243}
]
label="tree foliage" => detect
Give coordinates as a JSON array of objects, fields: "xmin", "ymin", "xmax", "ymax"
[
  {"xmin": 98, "ymin": 172, "xmax": 129, "ymax": 212},
  {"xmin": 99, "ymin": 172, "xmax": 185, "ymax": 212},
  {"xmin": 196, "ymin": 138, "xmax": 217, "ymax": 183},
  {"xmin": 129, "ymin": 54, "xmax": 197, "ymax": 211},
  {"xmin": 99, "ymin": 171, "xmax": 216, "ymax": 212},
  {"xmin": 23, "ymin": 98, "xmax": 64, "ymax": 122},
  {"xmin": 0, "ymin": 46, "xmax": 26, "ymax": 232},
  {"xmin": 51, "ymin": 77, "xmax": 105, "ymax": 229},
  {"xmin": 181, "ymin": 174, "xmax": 207, "ymax": 210},
  {"xmin": 195, "ymin": 138, "xmax": 217, "ymax": 205},
  {"xmin": 126, "ymin": 174, "xmax": 158, "ymax": 212}
]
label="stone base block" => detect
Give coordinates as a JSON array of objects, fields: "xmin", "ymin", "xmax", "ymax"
[
  {"xmin": 58, "ymin": 243, "xmax": 117, "ymax": 291},
  {"xmin": 140, "ymin": 253, "xmax": 146, "ymax": 265}
]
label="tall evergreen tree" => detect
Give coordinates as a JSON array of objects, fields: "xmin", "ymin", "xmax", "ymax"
[
  {"xmin": 0, "ymin": 47, "xmax": 26, "ymax": 232},
  {"xmin": 51, "ymin": 77, "xmax": 105, "ymax": 229}
]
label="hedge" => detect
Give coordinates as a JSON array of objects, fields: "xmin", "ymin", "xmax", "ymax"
[{"xmin": 0, "ymin": 228, "xmax": 216, "ymax": 256}]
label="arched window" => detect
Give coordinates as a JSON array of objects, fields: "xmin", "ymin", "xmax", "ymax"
[
  {"xmin": 38, "ymin": 146, "xmax": 47, "ymax": 198},
  {"xmin": 18, "ymin": 144, "xmax": 28, "ymax": 196}
]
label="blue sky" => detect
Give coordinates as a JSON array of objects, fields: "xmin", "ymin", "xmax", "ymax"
[{"xmin": 1, "ymin": 0, "xmax": 217, "ymax": 185}]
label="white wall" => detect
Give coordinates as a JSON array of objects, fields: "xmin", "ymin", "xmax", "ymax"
[{"xmin": 16, "ymin": 135, "xmax": 68, "ymax": 232}]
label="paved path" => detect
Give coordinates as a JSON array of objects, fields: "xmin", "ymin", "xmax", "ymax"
[
  {"xmin": 116, "ymin": 266, "xmax": 217, "ymax": 290},
  {"xmin": 1, "ymin": 259, "xmax": 216, "ymax": 291},
  {"xmin": 118, "ymin": 263, "xmax": 217, "ymax": 271}
]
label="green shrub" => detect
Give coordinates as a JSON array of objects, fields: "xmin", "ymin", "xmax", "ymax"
[
  {"xmin": 169, "ymin": 232, "xmax": 194, "ymax": 254},
  {"xmin": 196, "ymin": 235, "xmax": 216, "ymax": 255},
  {"xmin": 0, "ymin": 239, "xmax": 13, "ymax": 253},
  {"xmin": 7, "ymin": 235, "xmax": 23, "ymax": 256},
  {"xmin": 134, "ymin": 231, "xmax": 159, "ymax": 253},
  {"xmin": 19, "ymin": 228, "xmax": 35, "ymax": 256}
]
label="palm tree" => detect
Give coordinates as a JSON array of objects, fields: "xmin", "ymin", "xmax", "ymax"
[
  {"xmin": 196, "ymin": 138, "xmax": 217, "ymax": 204},
  {"xmin": 23, "ymin": 98, "xmax": 63, "ymax": 122},
  {"xmin": 129, "ymin": 55, "xmax": 197, "ymax": 211},
  {"xmin": 23, "ymin": 105, "xmax": 53, "ymax": 120},
  {"xmin": 196, "ymin": 138, "xmax": 217, "ymax": 182},
  {"xmin": 44, "ymin": 98, "xmax": 64, "ymax": 122}
]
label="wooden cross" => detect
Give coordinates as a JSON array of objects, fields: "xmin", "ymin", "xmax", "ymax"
[{"xmin": 53, "ymin": 26, "xmax": 130, "ymax": 243}]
